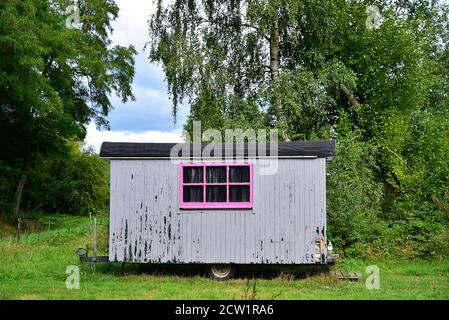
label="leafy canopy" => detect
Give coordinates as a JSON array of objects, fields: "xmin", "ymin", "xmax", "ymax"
[
  {"xmin": 0, "ymin": 0, "xmax": 136, "ymax": 165},
  {"xmin": 149, "ymin": 0, "xmax": 449, "ymax": 258}
]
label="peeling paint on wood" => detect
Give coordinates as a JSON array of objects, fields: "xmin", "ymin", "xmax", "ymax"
[{"xmin": 109, "ymin": 159, "xmax": 327, "ymax": 264}]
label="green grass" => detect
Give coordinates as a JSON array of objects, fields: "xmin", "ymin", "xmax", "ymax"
[{"xmin": 0, "ymin": 214, "xmax": 448, "ymax": 300}]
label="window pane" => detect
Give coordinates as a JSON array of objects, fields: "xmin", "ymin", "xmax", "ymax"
[
  {"xmin": 183, "ymin": 167, "xmax": 203, "ymax": 183},
  {"xmin": 229, "ymin": 186, "xmax": 250, "ymax": 202},
  {"xmin": 206, "ymin": 186, "xmax": 227, "ymax": 202},
  {"xmin": 183, "ymin": 186, "xmax": 204, "ymax": 202},
  {"xmin": 229, "ymin": 166, "xmax": 250, "ymax": 183},
  {"xmin": 206, "ymin": 166, "xmax": 226, "ymax": 183}
]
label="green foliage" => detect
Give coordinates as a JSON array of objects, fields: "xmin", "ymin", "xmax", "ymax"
[
  {"xmin": 327, "ymin": 132, "xmax": 384, "ymax": 257},
  {"xmin": 0, "ymin": 161, "xmax": 19, "ymax": 214},
  {"xmin": 264, "ymin": 61, "xmax": 357, "ymax": 140},
  {"xmin": 0, "ymin": 0, "xmax": 446, "ymax": 262},
  {"xmin": 328, "ymin": 110, "xmax": 449, "ymax": 259},
  {"xmin": 378, "ymin": 110, "xmax": 449, "ymax": 259},
  {"xmin": 149, "ymin": 0, "xmax": 348, "ymax": 130},
  {"xmin": 23, "ymin": 142, "xmax": 109, "ymax": 215},
  {"xmin": 0, "ymin": 0, "xmax": 135, "ymax": 214},
  {"xmin": 150, "ymin": 0, "xmax": 449, "ymax": 259},
  {"xmin": 405, "ymin": 111, "xmax": 449, "ymax": 203},
  {"xmin": 0, "ymin": 0, "xmax": 135, "ymax": 160}
]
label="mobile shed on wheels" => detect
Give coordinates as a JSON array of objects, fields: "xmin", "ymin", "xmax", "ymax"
[{"xmin": 99, "ymin": 140, "xmax": 336, "ymax": 280}]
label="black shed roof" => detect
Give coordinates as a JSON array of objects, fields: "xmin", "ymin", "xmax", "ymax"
[{"xmin": 100, "ymin": 140, "xmax": 336, "ymax": 159}]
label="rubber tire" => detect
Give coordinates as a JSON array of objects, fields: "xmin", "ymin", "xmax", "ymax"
[{"xmin": 208, "ymin": 264, "xmax": 236, "ymax": 281}]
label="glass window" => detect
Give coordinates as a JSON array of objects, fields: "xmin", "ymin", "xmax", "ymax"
[
  {"xmin": 229, "ymin": 185, "xmax": 250, "ymax": 202},
  {"xmin": 229, "ymin": 166, "xmax": 250, "ymax": 183},
  {"xmin": 180, "ymin": 164, "xmax": 253, "ymax": 209},
  {"xmin": 206, "ymin": 166, "xmax": 226, "ymax": 183},
  {"xmin": 183, "ymin": 186, "xmax": 204, "ymax": 202},
  {"xmin": 183, "ymin": 167, "xmax": 203, "ymax": 183},
  {"xmin": 206, "ymin": 186, "xmax": 227, "ymax": 202}
]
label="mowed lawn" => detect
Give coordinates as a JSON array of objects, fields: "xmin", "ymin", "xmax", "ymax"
[{"xmin": 0, "ymin": 214, "xmax": 448, "ymax": 300}]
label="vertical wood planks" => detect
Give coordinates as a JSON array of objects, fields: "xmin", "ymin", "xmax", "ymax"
[{"xmin": 109, "ymin": 159, "xmax": 327, "ymax": 264}]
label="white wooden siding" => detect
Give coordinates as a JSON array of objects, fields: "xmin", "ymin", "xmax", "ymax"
[{"xmin": 109, "ymin": 159, "xmax": 327, "ymax": 264}]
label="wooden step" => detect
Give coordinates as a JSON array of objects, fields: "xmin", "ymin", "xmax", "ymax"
[{"xmin": 329, "ymin": 271, "xmax": 363, "ymax": 282}]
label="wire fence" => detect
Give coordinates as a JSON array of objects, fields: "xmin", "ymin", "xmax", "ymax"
[
  {"xmin": 14, "ymin": 213, "xmax": 108, "ymax": 241},
  {"xmin": 12, "ymin": 213, "xmax": 111, "ymax": 272}
]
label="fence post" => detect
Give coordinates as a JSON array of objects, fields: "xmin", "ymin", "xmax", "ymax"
[
  {"xmin": 93, "ymin": 217, "xmax": 97, "ymax": 272},
  {"xmin": 44, "ymin": 220, "xmax": 55, "ymax": 231},
  {"xmin": 16, "ymin": 218, "xmax": 22, "ymax": 242}
]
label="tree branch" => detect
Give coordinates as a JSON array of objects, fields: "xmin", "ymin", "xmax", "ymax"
[
  {"xmin": 269, "ymin": 14, "xmax": 280, "ymax": 81},
  {"xmin": 341, "ymin": 84, "xmax": 360, "ymax": 107}
]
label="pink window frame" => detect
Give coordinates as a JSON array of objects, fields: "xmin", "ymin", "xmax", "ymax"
[{"xmin": 179, "ymin": 163, "xmax": 253, "ymax": 209}]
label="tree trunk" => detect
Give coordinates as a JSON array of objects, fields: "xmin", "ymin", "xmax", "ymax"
[
  {"xmin": 12, "ymin": 160, "xmax": 31, "ymax": 216},
  {"xmin": 269, "ymin": 12, "xmax": 289, "ymax": 139},
  {"xmin": 269, "ymin": 14, "xmax": 280, "ymax": 81},
  {"xmin": 341, "ymin": 84, "xmax": 360, "ymax": 107},
  {"xmin": 0, "ymin": 177, "xmax": 5, "ymax": 217}
]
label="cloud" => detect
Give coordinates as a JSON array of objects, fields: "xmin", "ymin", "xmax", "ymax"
[
  {"xmin": 111, "ymin": 0, "xmax": 153, "ymax": 49},
  {"xmin": 108, "ymin": 82, "xmax": 189, "ymax": 132},
  {"xmin": 104, "ymin": 0, "xmax": 189, "ymax": 133},
  {"xmin": 85, "ymin": 123, "xmax": 184, "ymax": 153},
  {"xmin": 111, "ymin": 0, "xmax": 167, "ymax": 86}
]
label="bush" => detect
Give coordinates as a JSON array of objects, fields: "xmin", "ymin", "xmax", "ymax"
[
  {"xmin": 0, "ymin": 161, "xmax": 19, "ymax": 215},
  {"xmin": 23, "ymin": 142, "xmax": 109, "ymax": 215},
  {"xmin": 327, "ymin": 133, "xmax": 385, "ymax": 257},
  {"xmin": 377, "ymin": 110, "xmax": 449, "ymax": 259}
]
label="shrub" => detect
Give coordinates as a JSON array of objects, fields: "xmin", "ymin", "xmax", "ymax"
[
  {"xmin": 327, "ymin": 133, "xmax": 385, "ymax": 257},
  {"xmin": 23, "ymin": 142, "xmax": 109, "ymax": 215}
]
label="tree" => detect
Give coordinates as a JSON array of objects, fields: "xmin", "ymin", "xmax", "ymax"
[
  {"xmin": 149, "ymin": 0, "xmax": 447, "ymax": 141},
  {"xmin": 149, "ymin": 0, "xmax": 449, "ymax": 258},
  {"xmin": 0, "ymin": 0, "xmax": 136, "ymax": 214},
  {"xmin": 23, "ymin": 141, "xmax": 110, "ymax": 215},
  {"xmin": 327, "ymin": 132, "xmax": 384, "ymax": 256},
  {"xmin": 149, "ymin": 0, "xmax": 357, "ymax": 139}
]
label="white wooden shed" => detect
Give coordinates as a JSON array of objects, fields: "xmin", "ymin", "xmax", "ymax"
[{"xmin": 100, "ymin": 141, "xmax": 336, "ymax": 279}]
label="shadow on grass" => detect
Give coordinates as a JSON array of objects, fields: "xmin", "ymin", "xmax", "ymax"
[{"xmin": 91, "ymin": 262, "xmax": 331, "ymax": 280}]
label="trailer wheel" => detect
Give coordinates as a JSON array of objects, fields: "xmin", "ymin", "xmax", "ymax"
[{"xmin": 208, "ymin": 264, "xmax": 235, "ymax": 280}]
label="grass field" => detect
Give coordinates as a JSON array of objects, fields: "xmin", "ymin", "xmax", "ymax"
[{"xmin": 0, "ymin": 214, "xmax": 448, "ymax": 300}]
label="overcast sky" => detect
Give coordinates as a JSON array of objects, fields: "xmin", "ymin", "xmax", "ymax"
[{"xmin": 85, "ymin": 0, "xmax": 186, "ymax": 152}]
